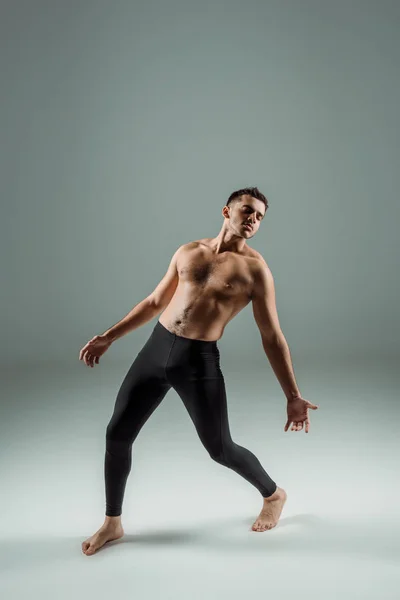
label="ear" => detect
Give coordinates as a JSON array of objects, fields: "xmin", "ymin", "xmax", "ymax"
[{"xmin": 222, "ymin": 205, "xmax": 230, "ymax": 219}]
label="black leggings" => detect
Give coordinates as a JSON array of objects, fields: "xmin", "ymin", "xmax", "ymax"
[{"xmin": 104, "ymin": 320, "xmax": 277, "ymax": 516}]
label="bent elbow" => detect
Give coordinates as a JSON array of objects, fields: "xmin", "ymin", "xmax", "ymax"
[{"xmin": 260, "ymin": 329, "xmax": 285, "ymax": 345}]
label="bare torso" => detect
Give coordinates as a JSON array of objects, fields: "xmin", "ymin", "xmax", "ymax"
[{"xmin": 158, "ymin": 238, "xmax": 264, "ymax": 341}]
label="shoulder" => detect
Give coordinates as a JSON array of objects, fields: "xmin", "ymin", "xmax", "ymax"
[
  {"xmin": 179, "ymin": 238, "xmax": 213, "ymax": 253},
  {"xmin": 172, "ymin": 241, "xmax": 203, "ymax": 267},
  {"xmin": 178, "ymin": 240, "xmax": 204, "ymax": 254},
  {"xmin": 246, "ymin": 247, "xmax": 268, "ymax": 265},
  {"xmin": 245, "ymin": 248, "xmax": 270, "ymax": 277},
  {"xmin": 246, "ymin": 251, "xmax": 274, "ymax": 298},
  {"xmin": 173, "ymin": 240, "xmax": 202, "ymax": 254}
]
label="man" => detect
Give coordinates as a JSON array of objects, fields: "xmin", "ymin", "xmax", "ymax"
[{"xmin": 79, "ymin": 186, "xmax": 319, "ymax": 556}]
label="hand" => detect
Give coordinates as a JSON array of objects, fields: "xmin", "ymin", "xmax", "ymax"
[
  {"xmin": 79, "ymin": 334, "xmax": 112, "ymax": 367},
  {"xmin": 284, "ymin": 396, "xmax": 319, "ymax": 433}
]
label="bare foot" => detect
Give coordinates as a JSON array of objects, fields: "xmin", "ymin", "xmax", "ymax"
[
  {"xmin": 82, "ymin": 521, "xmax": 124, "ymax": 555},
  {"xmin": 251, "ymin": 487, "xmax": 287, "ymax": 532}
]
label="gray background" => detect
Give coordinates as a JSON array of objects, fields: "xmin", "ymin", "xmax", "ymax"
[
  {"xmin": 1, "ymin": 1, "xmax": 399, "ymax": 598},
  {"xmin": 2, "ymin": 0, "xmax": 399, "ymax": 367}
]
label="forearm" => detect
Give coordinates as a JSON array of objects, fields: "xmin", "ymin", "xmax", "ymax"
[
  {"xmin": 101, "ymin": 298, "xmax": 160, "ymax": 343},
  {"xmin": 261, "ymin": 334, "xmax": 301, "ymax": 400}
]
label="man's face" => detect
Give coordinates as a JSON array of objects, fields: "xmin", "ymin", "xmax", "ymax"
[{"xmin": 227, "ymin": 195, "xmax": 266, "ymax": 238}]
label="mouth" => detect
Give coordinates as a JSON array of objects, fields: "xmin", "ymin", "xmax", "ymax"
[{"xmin": 243, "ymin": 224, "xmax": 253, "ymax": 231}]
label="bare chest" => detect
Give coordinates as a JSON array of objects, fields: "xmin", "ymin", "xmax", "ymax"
[{"xmin": 177, "ymin": 252, "xmax": 254, "ymax": 299}]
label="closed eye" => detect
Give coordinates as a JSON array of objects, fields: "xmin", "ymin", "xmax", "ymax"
[{"xmin": 243, "ymin": 206, "xmax": 263, "ymax": 220}]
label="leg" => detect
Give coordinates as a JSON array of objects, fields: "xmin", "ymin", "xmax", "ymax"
[
  {"xmin": 172, "ymin": 375, "xmax": 277, "ymax": 498},
  {"xmin": 105, "ymin": 356, "xmax": 171, "ymax": 517},
  {"xmin": 82, "ymin": 352, "xmax": 171, "ymax": 556},
  {"xmin": 173, "ymin": 374, "xmax": 286, "ymax": 532}
]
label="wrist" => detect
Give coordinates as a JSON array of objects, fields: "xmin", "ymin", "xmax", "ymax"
[
  {"xmin": 286, "ymin": 392, "xmax": 302, "ymax": 401},
  {"xmin": 102, "ymin": 331, "xmax": 116, "ymax": 344}
]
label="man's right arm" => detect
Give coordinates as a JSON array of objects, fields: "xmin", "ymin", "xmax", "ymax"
[{"xmin": 101, "ymin": 245, "xmax": 182, "ymax": 343}]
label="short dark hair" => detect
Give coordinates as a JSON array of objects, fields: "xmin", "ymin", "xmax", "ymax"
[{"xmin": 226, "ymin": 186, "xmax": 268, "ymax": 211}]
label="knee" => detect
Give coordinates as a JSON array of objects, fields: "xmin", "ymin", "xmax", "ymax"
[
  {"xmin": 209, "ymin": 438, "xmax": 240, "ymax": 465},
  {"xmin": 105, "ymin": 422, "xmax": 128, "ymax": 446},
  {"xmin": 105, "ymin": 430, "xmax": 132, "ymax": 461},
  {"xmin": 105, "ymin": 423, "xmax": 118, "ymax": 441},
  {"xmin": 208, "ymin": 446, "xmax": 227, "ymax": 464}
]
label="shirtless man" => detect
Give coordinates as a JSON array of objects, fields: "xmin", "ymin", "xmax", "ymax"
[{"xmin": 79, "ymin": 186, "xmax": 319, "ymax": 556}]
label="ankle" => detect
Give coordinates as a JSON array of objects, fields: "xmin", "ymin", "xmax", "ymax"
[
  {"xmin": 104, "ymin": 515, "xmax": 122, "ymax": 526},
  {"xmin": 263, "ymin": 487, "xmax": 284, "ymax": 502}
]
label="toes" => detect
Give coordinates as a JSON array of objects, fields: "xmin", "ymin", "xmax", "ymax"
[
  {"xmin": 82, "ymin": 541, "xmax": 96, "ymax": 555},
  {"xmin": 252, "ymin": 520, "xmax": 273, "ymax": 532},
  {"xmin": 251, "ymin": 518, "xmax": 278, "ymax": 532}
]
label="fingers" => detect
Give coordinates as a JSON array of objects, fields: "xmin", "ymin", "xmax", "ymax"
[
  {"xmin": 83, "ymin": 351, "xmax": 92, "ymax": 367},
  {"xmin": 87, "ymin": 353, "xmax": 97, "ymax": 367},
  {"xmin": 285, "ymin": 420, "xmax": 310, "ymax": 433},
  {"xmin": 80, "ymin": 349, "xmax": 98, "ymax": 367},
  {"xmin": 79, "ymin": 342, "xmax": 92, "ymax": 361},
  {"xmin": 79, "ymin": 337, "xmax": 97, "ymax": 361},
  {"xmin": 284, "ymin": 420, "xmax": 302, "ymax": 432},
  {"xmin": 79, "ymin": 340, "xmax": 96, "ymax": 367}
]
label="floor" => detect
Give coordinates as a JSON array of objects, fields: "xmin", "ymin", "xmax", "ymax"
[{"xmin": 1, "ymin": 358, "xmax": 398, "ymax": 599}]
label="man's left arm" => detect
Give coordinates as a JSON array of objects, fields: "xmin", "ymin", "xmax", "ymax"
[{"xmin": 251, "ymin": 260, "xmax": 301, "ymax": 401}]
